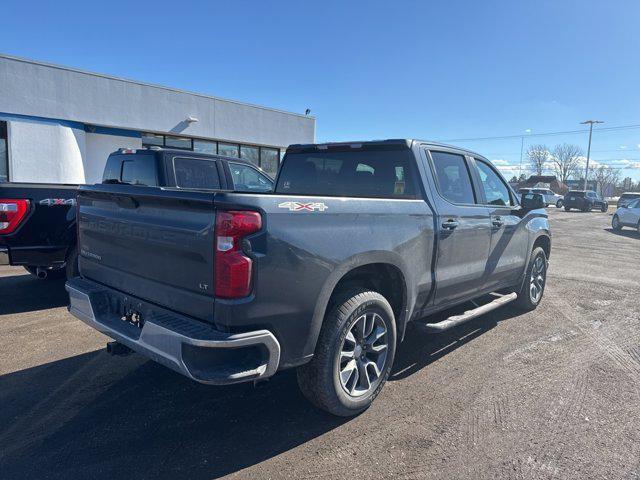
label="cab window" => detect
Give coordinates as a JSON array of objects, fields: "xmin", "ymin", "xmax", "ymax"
[
  {"xmin": 229, "ymin": 162, "xmax": 273, "ymax": 192},
  {"xmin": 475, "ymin": 159, "xmax": 513, "ymax": 206},
  {"xmin": 429, "ymin": 151, "xmax": 476, "ymax": 204}
]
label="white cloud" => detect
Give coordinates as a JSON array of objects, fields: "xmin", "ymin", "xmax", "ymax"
[{"xmin": 620, "ymin": 145, "xmax": 628, "ymax": 150}]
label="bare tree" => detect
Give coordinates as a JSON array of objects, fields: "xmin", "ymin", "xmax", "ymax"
[
  {"xmin": 592, "ymin": 165, "xmax": 621, "ymax": 196},
  {"xmin": 551, "ymin": 143, "xmax": 583, "ymax": 184},
  {"xmin": 527, "ymin": 145, "xmax": 550, "ymax": 176}
]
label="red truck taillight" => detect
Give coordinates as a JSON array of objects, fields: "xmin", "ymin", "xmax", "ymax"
[
  {"xmin": 0, "ymin": 199, "xmax": 30, "ymax": 234},
  {"xmin": 214, "ymin": 210, "xmax": 262, "ymax": 298}
]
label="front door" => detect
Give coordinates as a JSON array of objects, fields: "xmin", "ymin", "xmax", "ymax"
[
  {"xmin": 423, "ymin": 149, "xmax": 492, "ymax": 306},
  {"xmin": 471, "ymin": 158, "xmax": 528, "ymax": 290}
]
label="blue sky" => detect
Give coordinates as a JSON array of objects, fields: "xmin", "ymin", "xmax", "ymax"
[{"xmin": 2, "ymin": 0, "xmax": 640, "ymax": 180}]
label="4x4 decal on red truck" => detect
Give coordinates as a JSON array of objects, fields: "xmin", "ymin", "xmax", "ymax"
[{"xmin": 278, "ymin": 201, "xmax": 328, "ymax": 212}]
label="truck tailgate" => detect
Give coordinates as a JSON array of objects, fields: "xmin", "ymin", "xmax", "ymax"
[{"xmin": 77, "ymin": 184, "xmax": 217, "ymax": 322}]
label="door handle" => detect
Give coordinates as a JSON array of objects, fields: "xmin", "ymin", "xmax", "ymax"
[
  {"xmin": 442, "ymin": 219, "xmax": 459, "ymax": 230},
  {"xmin": 492, "ymin": 217, "xmax": 504, "ymax": 228}
]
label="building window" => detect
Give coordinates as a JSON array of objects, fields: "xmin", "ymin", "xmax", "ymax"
[
  {"xmin": 218, "ymin": 142, "xmax": 240, "ymax": 158},
  {"xmin": 141, "ymin": 133, "xmax": 164, "ymax": 147},
  {"xmin": 165, "ymin": 135, "xmax": 193, "ymax": 150},
  {"xmin": 193, "ymin": 140, "xmax": 217, "ymax": 154},
  {"xmin": 0, "ymin": 121, "xmax": 7, "ymax": 182},
  {"xmin": 240, "ymin": 145, "xmax": 260, "ymax": 166},
  {"xmin": 260, "ymin": 147, "xmax": 279, "ymax": 178}
]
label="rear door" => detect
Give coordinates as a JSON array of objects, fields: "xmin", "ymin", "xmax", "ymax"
[
  {"xmin": 422, "ymin": 148, "xmax": 491, "ymax": 306},
  {"xmin": 471, "ymin": 158, "xmax": 528, "ymax": 290}
]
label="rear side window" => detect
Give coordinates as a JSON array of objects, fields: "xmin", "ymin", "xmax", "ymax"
[
  {"xmin": 173, "ymin": 157, "xmax": 220, "ymax": 189},
  {"xmin": 229, "ymin": 162, "xmax": 273, "ymax": 192},
  {"xmin": 276, "ymin": 149, "xmax": 418, "ymax": 198},
  {"xmin": 429, "ymin": 151, "xmax": 476, "ymax": 204},
  {"xmin": 121, "ymin": 157, "xmax": 158, "ymax": 186}
]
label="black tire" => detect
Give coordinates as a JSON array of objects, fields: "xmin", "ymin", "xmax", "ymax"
[
  {"xmin": 513, "ymin": 247, "xmax": 548, "ymax": 312},
  {"xmin": 612, "ymin": 215, "xmax": 622, "ymax": 231},
  {"xmin": 23, "ymin": 265, "xmax": 66, "ymax": 280},
  {"xmin": 564, "ymin": 206, "xmax": 571, "ymax": 212},
  {"xmin": 65, "ymin": 247, "xmax": 79, "ymax": 279},
  {"xmin": 556, "ymin": 200, "xmax": 563, "ymax": 208},
  {"xmin": 601, "ymin": 204, "xmax": 608, "ymax": 213},
  {"xmin": 297, "ymin": 289, "xmax": 397, "ymax": 417}
]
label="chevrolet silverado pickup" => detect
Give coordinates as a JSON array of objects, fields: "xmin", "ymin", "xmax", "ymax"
[
  {"xmin": 0, "ymin": 148, "xmax": 272, "ymax": 279},
  {"xmin": 66, "ymin": 139, "xmax": 551, "ymax": 416}
]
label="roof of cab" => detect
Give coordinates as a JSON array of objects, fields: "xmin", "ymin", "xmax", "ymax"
[{"xmin": 286, "ymin": 139, "xmax": 485, "ymax": 158}]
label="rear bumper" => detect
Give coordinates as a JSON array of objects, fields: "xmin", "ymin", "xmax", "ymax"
[
  {"xmin": 65, "ymin": 277, "xmax": 281, "ymax": 385},
  {"xmin": 0, "ymin": 247, "xmax": 8, "ymax": 265}
]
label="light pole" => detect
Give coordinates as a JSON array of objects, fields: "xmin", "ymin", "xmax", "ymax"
[
  {"xmin": 518, "ymin": 129, "xmax": 531, "ymax": 179},
  {"xmin": 581, "ymin": 120, "xmax": 604, "ymax": 190}
]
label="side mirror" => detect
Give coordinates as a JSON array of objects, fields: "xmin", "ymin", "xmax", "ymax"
[{"xmin": 521, "ymin": 193, "xmax": 545, "ymax": 210}]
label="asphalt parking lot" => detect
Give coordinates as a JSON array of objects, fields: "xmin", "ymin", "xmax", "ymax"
[{"xmin": 1, "ymin": 207, "xmax": 639, "ymax": 480}]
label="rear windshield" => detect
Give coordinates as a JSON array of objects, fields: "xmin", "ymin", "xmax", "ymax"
[
  {"xmin": 275, "ymin": 149, "xmax": 418, "ymax": 198},
  {"xmin": 102, "ymin": 154, "xmax": 158, "ymax": 186},
  {"xmin": 567, "ymin": 191, "xmax": 585, "ymax": 197},
  {"xmin": 621, "ymin": 193, "xmax": 640, "ymax": 199}
]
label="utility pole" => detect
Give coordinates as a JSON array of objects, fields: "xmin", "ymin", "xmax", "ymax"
[{"xmin": 581, "ymin": 120, "xmax": 604, "ymax": 190}]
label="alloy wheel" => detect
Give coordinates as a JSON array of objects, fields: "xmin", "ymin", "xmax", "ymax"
[
  {"xmin": 530, "ymin": 255, "xmax": 546, "ymax": 304},
  {"xmin": 339, "ymin": 312, "xmax": 388, "ymax": 397}
]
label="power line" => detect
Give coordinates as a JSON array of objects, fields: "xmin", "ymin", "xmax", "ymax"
[{"xmin": 438, "ymin": 123, "xmax": 640, "ymax": 143}]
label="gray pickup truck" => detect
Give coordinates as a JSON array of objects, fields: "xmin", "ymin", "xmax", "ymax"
[{"xmin": 66, "ymin": 139, "xmax": 550, "ymax": 416}]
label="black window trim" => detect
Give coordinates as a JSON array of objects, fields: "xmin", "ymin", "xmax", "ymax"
[{"xmin": 425, "ymin": 148, "xmax": 482, "ymax": 207}]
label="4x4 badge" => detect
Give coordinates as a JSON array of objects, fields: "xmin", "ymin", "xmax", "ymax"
[{"xmin": 278, "ymin": 201, "xmax": 328, "ymax": 212}]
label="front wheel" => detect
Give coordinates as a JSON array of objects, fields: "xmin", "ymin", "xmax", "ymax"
[
  {"xmin": 513, "ymin": 247, "xmax": 548, "ymax": 311},
  {"xmin": 612, "ymin": 215, "xmax": 622, "ymax": 231},
  {"xmin": 297, "ymin": 289, "xmax": 397, "ymax": 417},
  {"xmin": 601, "ymin": 204, "xmax": 608, "ymax": 213}
]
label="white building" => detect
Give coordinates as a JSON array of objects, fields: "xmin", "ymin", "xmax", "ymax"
[{"xmin": 0, "ymin": 54, "xmax": 315, "ymax": 183}]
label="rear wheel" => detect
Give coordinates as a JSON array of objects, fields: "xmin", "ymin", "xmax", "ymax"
[
  {"xmin": 601, "ymin": 203, "xmax": 608, "ymax": 213},
  {"xmin": 513, "ymin": 247, "xmax": 547, "ymax": 311},
  {"xmin": 297, "ymin": 289, "xmax": 397, "ymax": 417},
  {"xmin": 564, "ymin": 206, "xmax": 571, "ymax": 212},
  {"xmin": 612, "ymin": 215, "xmax": 622, "ymax": 231},
  {"xmin": 556, "ymin": 199, "xmax": 563, "ymax": 208}
]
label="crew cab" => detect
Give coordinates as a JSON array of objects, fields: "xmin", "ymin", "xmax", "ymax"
[
  {"xmin": 0, "ymin": 148, "xmax": 273, "ymax": 279},
  {"xmin": 563, "ymin": 190, "xmax": 608, "ymax": 212},
  {"xmin": 66, "ymin": 139, "xmax": 551, "ymax": 416}
]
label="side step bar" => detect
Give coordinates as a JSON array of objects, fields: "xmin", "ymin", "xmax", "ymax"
[{"xmin": 416, "ymin": 292, "xmax": 518, "ymax": 333}]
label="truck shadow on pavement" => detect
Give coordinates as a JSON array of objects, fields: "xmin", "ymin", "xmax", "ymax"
[
  {"xmin": 391, "ymin": 305, "xmax": 520, "ymax": 381},
  {"xmin": 0, "ymin": 305, "xmax": 522, "ymax": 480},
  {"xmin": 0, "ymin": 273, "xmax": 68, "ymax": 315}
]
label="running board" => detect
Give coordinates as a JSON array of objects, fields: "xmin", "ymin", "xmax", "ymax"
[{"xmin": 416, "ymin": 292, "xmax": 518, "ymax": 333}]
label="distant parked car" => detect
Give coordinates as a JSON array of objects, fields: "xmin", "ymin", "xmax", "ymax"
[
  {"xmin": 612, "ymin": 198, "xmax": 640, "ymax": 234},
  {"xmin": 518, "ymin": 188, "xmax": 563, "ymax": 207},
  {"xmin": 563, "ymin": 190, "xmax": 608, "ymax": 212},
  {"xmin": 617, "ymin": 192, "xmax": 640, "ymax": 209}
]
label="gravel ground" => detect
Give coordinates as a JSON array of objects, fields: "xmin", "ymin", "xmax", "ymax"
[{"xmin": 0, "ymin": 208, "xmax": 638, "ymax": 479}]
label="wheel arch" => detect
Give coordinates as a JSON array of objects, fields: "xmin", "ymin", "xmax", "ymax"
[{"xmin": 302, "ymin": 252, "xmax": 413, "ymax": 359}]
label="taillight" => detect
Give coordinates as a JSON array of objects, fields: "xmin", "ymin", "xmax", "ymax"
[
  {"xmin": 0, "ymin": 199, "xmax": 30, "ymax": 234},
  {"xmin": 214, "ymin": 210, "xmax": 262, "ymax": 298}
]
